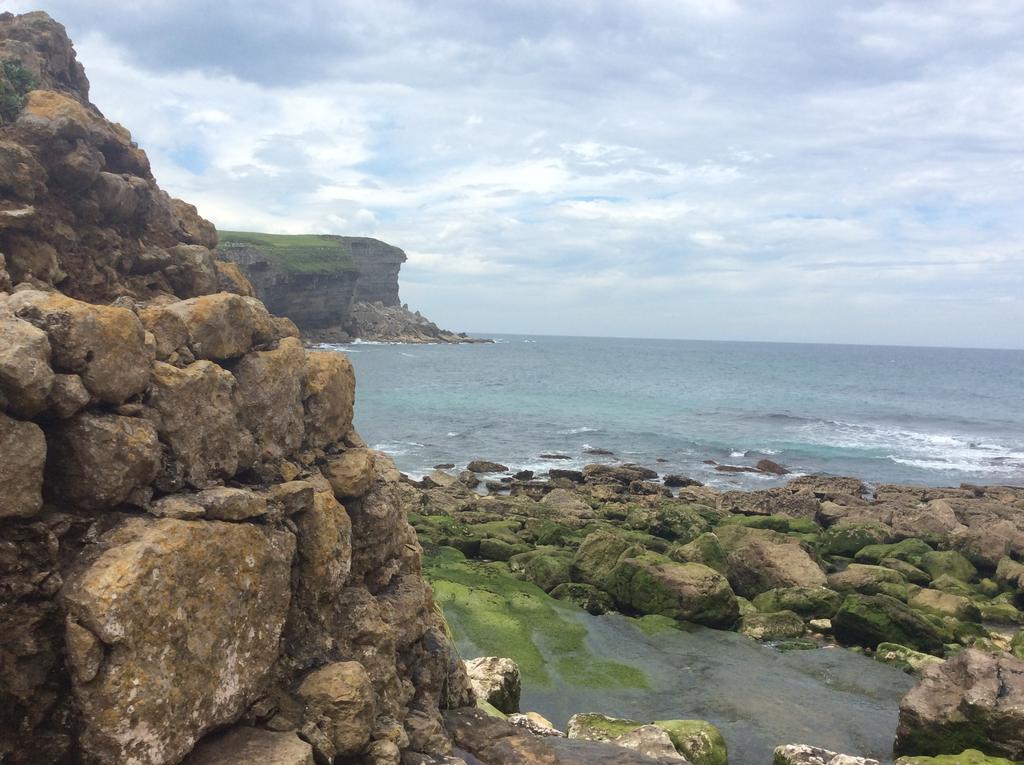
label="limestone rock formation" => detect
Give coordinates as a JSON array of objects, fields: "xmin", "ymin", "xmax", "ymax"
[
  {"xmin": 464, "ymin": 656, "xmax": 522, "ymax": 714},
  {"xmin": 0, "ymin": 12, "xmax": 472, "ymax": 765},
  {"xmin": 894, "ymin": 649, "xmax": 1024, "ymax": 760}
]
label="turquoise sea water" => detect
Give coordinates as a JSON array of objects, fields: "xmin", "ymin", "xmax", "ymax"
[{"xmin": 329, "ymin": 335, "xmax": 1024, "ymax": 489}]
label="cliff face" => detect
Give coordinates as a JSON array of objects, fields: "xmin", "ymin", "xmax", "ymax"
[
  {"xmin": 218, "ymin": 232, "xmax": 486, "ymax": 343},
  {"xmin": 0, "ymin": 13, "xmax": 471, "ymax": 765}
]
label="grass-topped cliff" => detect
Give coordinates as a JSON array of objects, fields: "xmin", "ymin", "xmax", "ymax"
[{"xmin": 217, "ymin": 230, "xmax": 358, "ymax": 274}]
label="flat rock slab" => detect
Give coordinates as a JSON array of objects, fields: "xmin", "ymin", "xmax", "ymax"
[
  {"xmin": 63, "ymin": 517, "xmax": 295, "ymax": 765},
  {"xmin": 185, "ymin": 727, "xmax": 314, "ymax": 765}
]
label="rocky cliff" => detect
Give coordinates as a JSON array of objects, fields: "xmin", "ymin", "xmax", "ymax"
[
  {"xmin": 217, "ymin": 232, "xmax": 486, "ymax": 343},
  {"xmin": 0, "ymin": 12, "xmax": 474, "ymax": 765}
]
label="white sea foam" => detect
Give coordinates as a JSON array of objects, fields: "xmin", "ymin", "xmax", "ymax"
[
  {"xmin": 795, "ymin": 419, "xmax": 1024, "ymax": 476},
  {"xmin": 729, "ymin": 450, "xmax": 747, "ymax": 458},
  {"xmin": 561, "ymin": 426, "xmax": 599, "ymax": 435}
]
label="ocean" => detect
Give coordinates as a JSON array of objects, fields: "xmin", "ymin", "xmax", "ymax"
[{"xmin": 325, "ymin": 335, "xmax": 1024, "ymax": 489}]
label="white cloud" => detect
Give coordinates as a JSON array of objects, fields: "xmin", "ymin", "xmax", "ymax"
[{"xmin": 16, "ymin": 0, "xmax": 1024, "ymax": 347}]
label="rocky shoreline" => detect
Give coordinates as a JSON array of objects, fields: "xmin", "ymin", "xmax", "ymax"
[
  {"xmin": 1, "ymin": 10, "xmax": 1021, "ymax": 765},
  {"xmin": 402, "ymin": 460, "xmax": 1024, "ymax": 763}
]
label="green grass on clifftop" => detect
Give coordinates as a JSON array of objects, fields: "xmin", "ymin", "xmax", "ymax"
[{"xmin": 216, "ymin": 230, "xmax": 357, "ymax": 274}]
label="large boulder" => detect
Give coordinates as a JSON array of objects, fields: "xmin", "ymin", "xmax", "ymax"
[
  {"xmin": 464, "ymin": 656, "xmax": 521, "ymax": 714},
  {"xmin": 302, "ymin": 350, "xmax": 355, "ymax": 449},
  {"xmin": 833, "ymin": 594, "xmax": 945, "ymax": 654},
  {"xmin": 8, "ymin": 290, "xmax": 150, "ymax": 404},
  {"xmin": 0, "ymin": 410, "xmax": 46, "ymax": 517},
  {"xmin": 612, "ymin": 726, "xmax": 687, "ymax": 762},
  {"xmin": 894, "ymin": 649, "xmax": 1024, "ymax": 760},
  {"xmin": 146, "ymin": 360, "xmax": 253, "ymax": 488},
  {"xmin": 164, "ymin": 292, "xmax": 270, "ymax": 360},
  {"xmin": 827, "ymin": 564, "xmax": 907, "ymax": 596},
  {"xmin": 324, "ymin": 447, "xmax": 376, "ymax": 498},
  {"xmin": 45, "ymin": 411, "xmax": 160, "ymax": 510},
  {"xmin": 62, "ymin": 517, "xmax": 295, "ymax": 765},
  {"xmin": 0, "ymin": 314, "xmax": 53, "ymax": 417},
  {"xmin": 891, "ymin": 500, "xmax": 966, "ymax": 545},
  {"xmin": 296, "ymin": 661, "xmax": 376, "ymax": 761},
  {"xmin": 232, "ymin": 337, "xmax": 306, "ymax": 461},
  {"xmin": 751, "ymin": 586, "xmax": 843, "ymax": 619},
  {"xmin": 726, "ymin": 538, "xmax": 827, "ymax": 597}
]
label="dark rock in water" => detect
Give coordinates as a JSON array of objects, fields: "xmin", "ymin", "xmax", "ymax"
[
  {"xmin": 549, "ymin": 469, "xmax": 584, "ymax": 483},
  {"xmin": 664, "ymin": 474, "xmax": 702, "ymax": 488},
  {"xmin": 434, "ymin": 463, "xmax": 455, "ymax": 470},
  {"xmin": 583, "ymin": 464, "xmax": 658, "ymax": 484},
  {"xmin": 832, "ymin": 594, "xmax": 945, "ymax": 654},
  {"xmin": 757, "ymin": 459, "xmax": 789, "ymax": 475},
  {"xmin": 485, "ymin": 480, "xmax": 508, "ymax": 492},
  {"xmin": 513, "ymin": 470, "xmax": 534, "ymax": 480},
  {"xmin": 467, "ymin": 460, "xmax": 509, "ymax": 473},
  {"xmin": 540, "ymin": 453, "xmax": 572, "ymax": 460},
  {"xmin": 894, "ymin": 649, "xmax": 1024, "ymax": 760},
  {"xmin": 715, "ymin": 464, "xmax": 759, "ymax": 474},
  {"xmin": 656, "ymin": 458, "xmax": 669, "ymax": 463},
  {"xmin": 585, "ymin": 448, "xmax": 615, "ymax": 456}
]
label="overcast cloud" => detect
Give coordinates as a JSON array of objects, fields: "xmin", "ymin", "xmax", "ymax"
[{"xmin": 13, "ymin": 0, "xmax": 1024, "ymax": 347}]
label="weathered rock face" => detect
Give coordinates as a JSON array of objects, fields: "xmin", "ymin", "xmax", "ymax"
[
  {"xmin": 894, "ymin": 649, "xmax": 1024, "ymax": 760},
  {"xmin": 464, "ymin": 656, "xmax": 522, "ymax": 714},
  {"xmin": 63, "ymin": 518, "xmax": 295, "ymax": 764},
  {"xmin": 0, "ymin": 13, "xmax": 470, "ymax": 765}
]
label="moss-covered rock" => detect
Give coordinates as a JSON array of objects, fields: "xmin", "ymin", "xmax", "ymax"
[
  {"xmin": 856, "ymin": 538, "xmax": 933, "ymax": 567},
  {"xmin": 833, "ymin": 593, "xmax": 945, "ymax": 654},
  {"xmin": 751, "ymin": 586, "xmax": 843, "ymax": 619},
  {"xmin": 828, "ymin": 563, "xmax": 907, "ymax": 595},
  {"xmin": 670, "ymin": 532, "xmax": 728, "ymax": 574},
  {"xmin": 740, "ymin": 610, "xmax": 806, "ymax": 641},
  {"xmin": 521, "ymin": 553, "xmax": 573, "ymax": 592},
  {"xmin": 920, "ymin": 550, "xmax": 977, "ymax": 583},
  {"xmin": 875, "ymin": 642, "xmax": 946, "ymax": 675},
  {"xmin": 479, "ymin": 538, "xmax": 532, "ymax": 561},
  {"xmin": 819, "ymin": 523, "xmax": 893, "ymax": 557},
  {"xmin": 626, "ymin": 502, "xmax": 711, "ymax": 543},
  {"xmin": 571, "ymin": 530, "xmax": 642, "ymax": 586},
  {"xmin": 1011, "ymin": 629, "xmax": 1024, "ymax": 660},
  {"xmin": 653, "ymin": 719, "xmax": 728, "ymax": 765},
  {"xmin": 720, "ymin": 514, "xmax": 819, "ymax": 535},
  {"xmin": 726, "ymin": 537, "xmax": 827, "ymax": 598},
  {"xmin": 549, "ymin": 583, "xmax": 614, "ymax": 615},
  {"xmin": 880, "ymin": 557, "xmax": 932, "ymax": 586},
  {"xmin": 909, "ymin": 588, "xmax": 982, "ymax": 622},
  {"xmin": 929, "ymin": 574, "xmax": 976, "ymax": 597},
  {"xmin": 605, "ymin": 552, "xmax": 740, "ymax": 628}
]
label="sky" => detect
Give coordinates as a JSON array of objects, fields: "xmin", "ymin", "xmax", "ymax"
[{"xmin": 12, "ymin": 1, "xmax": 1024, "ymax": 348}]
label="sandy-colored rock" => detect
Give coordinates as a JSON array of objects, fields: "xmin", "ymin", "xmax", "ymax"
[
  {"xmin": 891, "ymin": 500, "xmax": 967, "ymax": 545},
  {"xmin": 8, "ymin": 290, "xmax": 150, "ymax": 404},
  {"xmin": 303, "ymin": 350, "xmax": 355, "ymax": 449},
  {"xmin": 63, "ymin": 517, "xmax": 295, "ymax": 765},
  {"xmin": 45, "ymin": 411, "xmax": 160, "ymax": 510},
  {"xmin": 614, "ymin": 726, "xmax": 687, "ymax": 762},
  {"xmin": 0, "ymin": 314, "xmax": 53, "ymax": 417},
  {"xmin": 146, "ymin": 360, "xmax": 253, "ymax": 488},
  {"xmin": 195, "ymin": 486, "xmax": 267, "ymax": 521},
  {"xmin": 0, "ymin": 411, "xmax": 46, "ymax": 517},
  {"xmin": 185, "ymin": 727, "xmax": 314, "ymax": 765},
  {"xmin": 165, "ymin": 292, "xmax": 268, "ymax": 360},
  {"xmin": 465, "ymin": 657, "xmax": 521, "ymax": 714},
  {"xmin": 541, "ymin": 488, "xmax": 598, "ymax": 520},
  {"xmin": 232, "ymin": 337, "xmax": 306, "ymax": 461},
  {"xmin": 297, "ymin": 661, "xmax": 376, "ymax": 760},
  {"xmin": 139, "ymin": 303, "xmax": 189, "ymax": 360},
  {"xmin": 727, "ymin": 538, "xmax": 827, "ymax": 598},
  {"xmin": 326, "ymin": 448, "xmax": 377, "ymax": 499},
  {"xmin": 895, "ymin": 649, "xmax": 1024, "ymax": 760},
  {"xmin": 773, "ymin": 743, "xmax": 879, "ymax": 765},
  {"xmin": 46, "ymin": 372, "xmax": 89, "ymax": 417}
]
